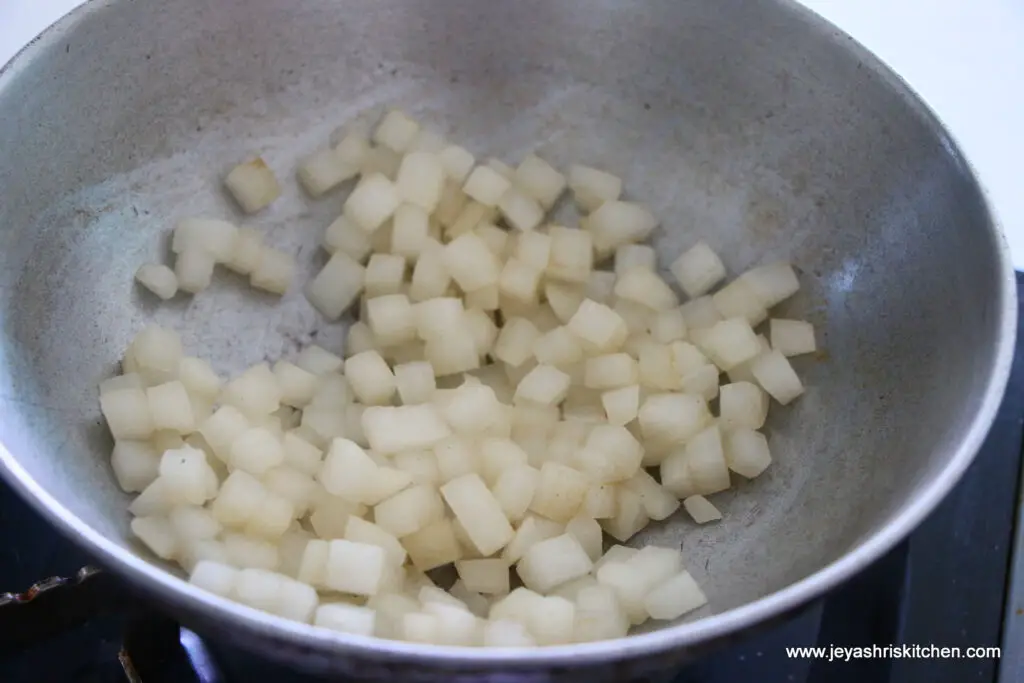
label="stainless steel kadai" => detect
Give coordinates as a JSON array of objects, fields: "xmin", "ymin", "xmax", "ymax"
[{"xmin": 0, "ymin": 0, "xmax": 1015, "ymax": 680}]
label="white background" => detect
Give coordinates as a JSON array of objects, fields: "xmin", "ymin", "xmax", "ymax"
[{"xmin": 3, "ymin": 0, "xmax": 1023, "ymax": 268}]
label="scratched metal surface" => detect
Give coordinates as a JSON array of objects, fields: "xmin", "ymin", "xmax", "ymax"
[{"xmin": 0, "ymin": 0, "xmax": 1014, "ymax": 678}]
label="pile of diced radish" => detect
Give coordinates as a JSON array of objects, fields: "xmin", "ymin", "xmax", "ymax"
[{"xmin": 107, "ymin": 108, "xmax": 817, "ymax": 647}]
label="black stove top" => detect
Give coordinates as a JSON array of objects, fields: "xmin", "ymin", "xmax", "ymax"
[{"xmin": 3, "ymin": 276, "xmax": 1022, "ymax": 683}]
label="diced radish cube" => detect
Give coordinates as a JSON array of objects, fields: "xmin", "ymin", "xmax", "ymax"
[
  {"xmin": 131, "ymin": 516, "xmax": 178, "ymax": 559},
  {"xmin": 741, "ymin": 262, "xmax": 800, "ymax": 307},
  {"xmin": 334, "ymin": 131, "xmax": 370, "ymax": 169},
  {"xmin": 172, "ymin": 218, "xmax": 238, "ymax": 261},
  {"xmin": 344, "ymin": 516, "xmax": 407, "ymax": 567},
  {"xmin": 175, "ymin": 248, "xmax": 215, "ymax": 294},
  {"xmin": 615, "ymin": 267, "xmax": 678, "ymax": 311},
  {"xmin": 574, "ymin": 584, "xmax": 629, "ymax": 641},
  {"xmin": 326, "ymin": 539, "xmax": 387, "ymax": 595},
  {"xmin": 598, "ymin": 489, "xmax": 647, "ymax": 540},
  {"xmin": 190, "ymin": 560, "xmax": 239, "ymax": 597},
  {"xmin": 318, "ymin": 437, "xmax": 379, "ymax": 503},
  {"xmin": 750, "ymin": 349, "xmax": 805, "ymax": 404},
  {"xmin": 315, "ymin": 603, "xmax": 376, "ymax": 635},
  {"xmin": 499, "ymin": 258, "xmax": 542, "ymax": 304},
  {"xmin": 298, "ymin": 148, "xmax": 355, "ymax": 197},
  {"xmin": 463, "ymin": 165, "xmax": 512, "ymax": 207},
  {"xmin": 587, "ymin": 201, "xmax": 658, "ymax": 252},
  {"xmin": 374, "ymin": 484, "xmax": 445, "ymax": 537},
  {"xmin": 650, "ymin": 308, "xmax": 688, "ymax": 344},
  {"xmin": 344, "ymin": 173, "xmax": 400, "ymax": 233},
  {"xmin": 229, "ymin": 427, "xmax": 284, "ymax": 475},
  {"xmin": 425, "ymin": 333, "xmax": 481, "ymax": 376},
  {"xmin": 396, "ymin": 152, "xmax": 446, "ymax": 212},
  {"xmin": 101, "ymin": 388, "xmax": 154, "ymax": 440},
  {"xmin": 719, "ymin": 381, "xmax": 768, "ymax": 431},
  {"xmin": 361, "ymin": 146, "xmax": 402, "ymax": 180},
  {"xmin": 530, "ymin": 462, "xmax": 589, "ymax": 522},
  {"xmin": 456, "ymin": 558, "xmax": 511, "ymax": 595},
  {"xmin": 565, "ymin": 516, "xmax": 603, "ymax": 562},
  {"xmin": 683, "ymin": 495, "xmax": 722, "ymax": 523},
  {"xmin": 444, "ymin": 232, "xmax": 501, "ymax": 292},
  {"xmin": 344, "ymin": 351, "xmax": 395, "ymax": 406},
  {"xmin": 514, "ymin": 364, "xmax": 571, "ymax": 406},
  {"xmin": 401, "ymin": 518, "xmax": 463, "ymax": 571},
  {"xmin": 373, "ymin": 110, "xmax": 420, "ymax": 153},
  {"xmin": 366, "ymin": 294, "xmax": 416, "ymax": 347},
  {"xmin": 135, "ymin": 264, "xmax": 178, "ymax": 300},
  {"xmin": 584, "ymin": 353, "xmax": 638, "ymax": 390},
  {"xmin": 575, "ymin": 424, "xmax": 643, "ymax": 483},
  {"xmin": 725, "ymin": 428, "xmax": 772, "ymax": 478},
  {"xmin": 527, "ymin": 596, "xmax": 576, "ymax": 645},
  {"xmin": 517, "ymin": 533, "xmax": 593, "ymax": 593},
  {"xmin": 671, "ymin": 241, "xmax": 727, "ymax": 297},
  {"xmin": 585, "ymin": 483, "xmax": 614, "ymax": 520},
  {"xmin": 364, "ymin": 253, "xmax": 406, "ymax": 297},
  {"xmin": 323, "ymin": 215, "xmax": 372, "ymax": 261},
  {"xmin": 644, "ymin": 570, "xmax": 707, "ymax": 620},
  {"xmin": 515, "ymin": 154, "xmax": 566, "ymax": 209},
  {"xmin": 770, "ymin": 319, "xmax": 816, "ymax": 357},
  {"xmin": 624, "ymin": 469, "xmax": 680, "ymax": 521},
  {"xmin": 225, "ymin": 227, "xmax": 264, "ymax": 275},
  {"xmin": 448, "ymin": 201, "xmax": 496, "ymax": 239},
  {"xmin": 567, "ymin": 299, "xmax": 628, "ymax": 353},
  {"xmin": 225, "ymin": 157, "xmax": 280, "ymax": 213},
  {"xmin": 438, "ymin": 144, "xmax": 476, "ymax": 183},
  {"xmin": 568, "ymin": 165, "xmax": 622, "ymax": 212},
  {"xmin": 680, "ymin": 295, "xmax": 723, "ymax": 330},
  {"xmin": 638, "ymin": 393, "xmax": 711, "ymax": 452},
  {"xmin": 547, "ymin": 226, "xmax": 594, "ymax": 283},
  {"xmin": 614, "ymin": 244, "xmax": 656, "ymax": 276},
  {"xmin": 250, "ymin": 246, "xmax": 294, "ymax": 295},
  {"xmin": 498, "ymin": 186, "xmax": 544, "ymax": 232},
  {"xmin": 390, "ymin": 204, "xmax": 431, "ymax": 259},
  {"xmin": 712, "ymin": 278, "xmax": 767, "ymax": 326},
  {"xmin": 306, "ymin": 252, "xmax": 365, "ymax": 320},
  {"xmin": 697, "ymin": 317, "xmax": 762, "ymax": 371},
  {"xmin": 441, "ymin": 473, "xmax": 515, "ymax": 556},
  {"xmin": 111, "ymin": 440, "xmax": 160, "ymax": 493},
  {"xmin": 394, "ymin": 361, "xmax": 436, "ymax": 405},
  {"xmin": 222, "ymin": 363, "xmax": 280, "ymax": 418}
]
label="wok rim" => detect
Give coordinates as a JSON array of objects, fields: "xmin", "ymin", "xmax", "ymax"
[{"xmin": 0, "ymin": 0, "xmax": 1017, "ymax": 668}]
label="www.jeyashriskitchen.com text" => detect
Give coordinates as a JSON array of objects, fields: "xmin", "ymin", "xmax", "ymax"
[{"xmin": 785, "ymin": 644, "xmax": 1001, "ymax": 662}]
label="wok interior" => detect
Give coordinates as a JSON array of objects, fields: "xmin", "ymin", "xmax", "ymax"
[{"xmin": 0, "ymin": 0, "xmax": 1003, "ymax": 635}]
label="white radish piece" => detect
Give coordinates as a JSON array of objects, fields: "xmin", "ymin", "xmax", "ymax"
[
  {"xmin": 306, "ymin": 252, "xmax": 366, "ymax": 320},
  {"xmin": 441, "ymin": 473, "xmax": 515, "ymax": 556},
  {"xmin": 644, "ymin": 571, "xmax": 707, "ymax": 620},
  {"xmin": 402, "ymin": 518, "xmax": 463, "ymax": 571},
  {"xmin": 568, "ymin": 164, "xmax": 622, "ymax": 212},
  {"xmin": 374, "ymin": 110, "xmax": 420, "ymax": 153},
  {"xmin": 770, "ymin": 319, "xmax": 817, "ymax": 357},
  {"xmin": 315, "ymin": 603, "xmax": 376, "ymax": 635},
  {"xmin": 224, "ymin": 157, "xmax": 280, "ymax": 213},
  {"xmin": 463, "ymin": 165, "xmax": 512, "ymax": 207},
  {"xmin": 345, "ymin": 173, "xmax": 401, "ymax": 233},
  {"xmin": 670, "ymin": 241, "xmax": 727, "ymax": 297},
  {"xmin": 750, "ymin": 349, "xmax": 805, "ymax": 404},
  {"xmin": 724, "ymin": 428, "xmax": 773, "ymax": 478},
  {"xmin": 374, "ymin": 484, "xmax": 445, "ymax": 538},
  {"xmin": 298, "ymin": 148, "xmax": 355, "ymax": 197},
  {"xmin": 683, "ymin": 495, "xmax": 722, "ymax": 523},
  {"xmin": 517, "ymin": 533, "xmax": 593, "ymax": 593},
  {"xmin": 135, "ymin": 264, "xmax": 178, "ymax": 300}
]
